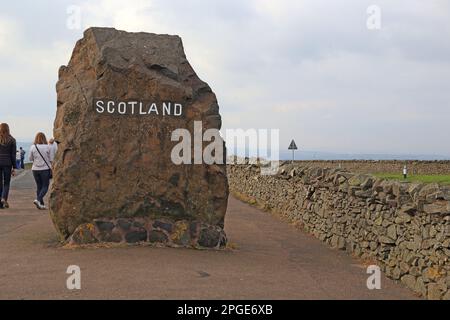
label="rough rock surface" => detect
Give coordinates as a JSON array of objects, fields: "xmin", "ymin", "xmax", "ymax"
[
  {"xmin": 228, "ymin": 161, "xmax": 450, "ymax": 299},
  {"xmin": 50, "ymin": 27, "xmax": 228, "ymax": 247}
]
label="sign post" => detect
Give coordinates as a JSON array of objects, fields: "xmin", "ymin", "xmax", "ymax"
[{"xmin": 288, "ymin": 140, "xmax": 298, "ymax": 163}]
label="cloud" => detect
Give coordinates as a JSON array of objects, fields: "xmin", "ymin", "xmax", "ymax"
[
  {"xmin": 2, "ymin": 115, "xmax": 53, "ymax": 141},
  {"xmin": 0, "ymin": 17, "xmax": 18, "ymax": 52},
  {"xmin": 78, "ymin": 0, "xmax": 158, "ymax": 31},
  {"xmin": 0, "ymin": 0, "xmax": 449, "ymax": 156},
  {"xmin": 272, "ymin": 100, "xmax": 336, "ymax": 113}
]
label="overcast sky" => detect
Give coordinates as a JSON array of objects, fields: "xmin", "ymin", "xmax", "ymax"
[{"xmin": 1, "ymin": 0, "xmax": 449, "ymax": 156}]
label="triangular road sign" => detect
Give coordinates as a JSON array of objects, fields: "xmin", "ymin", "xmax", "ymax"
[{"xmin": 288, "ymin": 139, "xmax": 298, "ymax": 150}]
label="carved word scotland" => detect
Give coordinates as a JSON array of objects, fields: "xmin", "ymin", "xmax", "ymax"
[{"xmin": 94, "ymin": 99, "xmax": 183, "ymax": 116}]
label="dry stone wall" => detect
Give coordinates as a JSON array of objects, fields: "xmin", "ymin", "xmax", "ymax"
[
  {"xmin": 293, "ymin": 160, "xmax": 450, "ymax": 175},
  {"xmin": 228, "ymin": 162, "xmax": 450, "ymax": 300}
]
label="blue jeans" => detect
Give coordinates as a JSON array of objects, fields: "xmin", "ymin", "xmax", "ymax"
[
  {"xmin": 32, "ymin": 170, "xmax": 51, "ymax": 205},
  {"xmin": 16, "ymin": 160, "xmax": 21, "ymax": 169},
  {"xmin": 0, "ymin": 166, "xmax": 12, "ymax": 201}
]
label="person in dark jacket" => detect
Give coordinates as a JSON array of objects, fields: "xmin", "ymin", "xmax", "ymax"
[
  {"xmin": 0, "ymin": 123, "xmax": 17, "ymax": 209},
  {"xmin": 20, "ymin": 147, "xmax": 26, "ymax": 169}
]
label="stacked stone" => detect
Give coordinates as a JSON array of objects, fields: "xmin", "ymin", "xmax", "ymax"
[
  {"xmin": 228, "ymin": 161, "xmax": 450, "ymax": 300},
  {"xmin": 70, "ymin": 218, "xmax": 227, "ymax": 249}
]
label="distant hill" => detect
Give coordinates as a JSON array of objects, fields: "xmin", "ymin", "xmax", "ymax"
[
  {"xmin": 18, "ymin": 141, "xmax": 448, "ymax": 162},
  {"xmin": 279, "ymin": 150, "xmax": 450, "ymax": 161},
  {"xmin": 230, "ymin": 148, "xmax": 450, "ymax": 161}
]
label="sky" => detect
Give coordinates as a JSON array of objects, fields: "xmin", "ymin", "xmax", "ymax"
[{"xmin": 0, "ymin": 0, "xmax": 449, "ymax": 157}]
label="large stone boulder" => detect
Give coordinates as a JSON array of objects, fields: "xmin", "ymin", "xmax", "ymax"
[{"xmin": 50, "ymin": 27, "xmax": 228, "ymax": 248}]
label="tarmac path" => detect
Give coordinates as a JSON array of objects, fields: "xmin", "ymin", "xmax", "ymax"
[{"xmin": 0, "ymin": 170, "xmax": 417, "ymax": 299}]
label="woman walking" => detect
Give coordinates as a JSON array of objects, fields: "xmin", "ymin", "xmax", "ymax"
[
  {"xmin": 0, "ymin": 123, "xmax": 17, "ymax": 209},
  {"xmin": 29, "ymin": 132, "xmax": 54, "ymax": 210}
]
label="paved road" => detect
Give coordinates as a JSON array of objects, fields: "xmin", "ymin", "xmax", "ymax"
[{"xmin": 0, "ymin": 171, "xmax": 417, "ymax": 299}]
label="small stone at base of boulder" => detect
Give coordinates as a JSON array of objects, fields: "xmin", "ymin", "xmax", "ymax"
[
  {"xmin": 148, "ymin": 230, "xmax": 169, "ymax": 243},
  {"xmin": 69, "ymin": 223, "xmax": 98, "ymax": 245},
  {"xmin": 198, "ymin": 226, "xmax": 224, "ymax": 248},
  {"xmin": 125, "ymin": 229, "xmax": 148, "ymax": 243}
]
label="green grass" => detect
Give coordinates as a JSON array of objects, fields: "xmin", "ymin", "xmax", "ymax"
[{"xmin": 373, "ymin": 173, "xmax": 450, "ymax": 185}]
